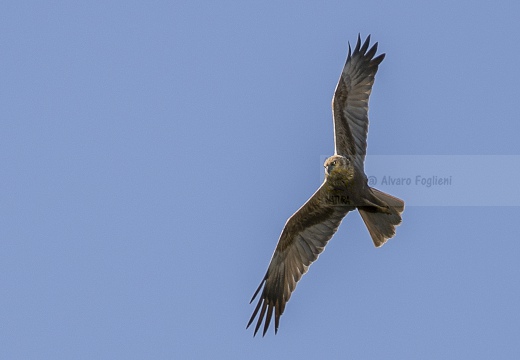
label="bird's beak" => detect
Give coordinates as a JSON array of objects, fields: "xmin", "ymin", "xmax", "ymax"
[{"xmin": 327, "ymin": 165, "xmax": 334, "ymax": 175}]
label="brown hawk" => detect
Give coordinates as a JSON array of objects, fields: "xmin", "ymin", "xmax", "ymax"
[{"xmin": 247, "ymin": 35, "xmax": 405, "ymax": 336}]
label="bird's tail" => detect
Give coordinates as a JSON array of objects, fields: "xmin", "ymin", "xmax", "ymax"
[{"xmin": 358, "ymin": 188, "xmax": 404, "ymax": 247}]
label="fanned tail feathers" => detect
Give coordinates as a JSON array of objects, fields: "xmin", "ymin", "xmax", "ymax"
[{"xmin": 359, "ymin": 188, "xmax": 404, "ymax": 247}]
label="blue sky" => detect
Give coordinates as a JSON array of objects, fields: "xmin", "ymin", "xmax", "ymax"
[{"xmin": 2, "ymin": 1, "xmax": 520, "ymax": 359}]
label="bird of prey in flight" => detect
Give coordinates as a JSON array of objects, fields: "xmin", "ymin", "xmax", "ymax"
[{"xmin": 247, "ymin": 35, "xmax": 405, "ymax": 336}]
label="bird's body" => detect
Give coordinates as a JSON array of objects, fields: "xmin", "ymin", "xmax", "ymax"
[{"xmin": 247, "ymin": 35, "xmax": 404, "ymax": 336}]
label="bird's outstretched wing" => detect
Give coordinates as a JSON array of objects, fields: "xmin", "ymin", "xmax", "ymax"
[
  {"xmin": 332, "ymin": 34, "xmax": 385, "ymax": 172},
  {"xmin": 247, "ymin": 184, "xmax": 352, "ymax": 336}
]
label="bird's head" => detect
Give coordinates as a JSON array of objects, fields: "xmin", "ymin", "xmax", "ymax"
[{"xmin": 324, "ymin": 155, "xmax": 354, "ymax": 181}]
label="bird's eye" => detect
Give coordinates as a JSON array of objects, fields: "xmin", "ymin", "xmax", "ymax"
[{"xmin": 332, "ymin": 160, "xmax": 337, "ymax": 166}]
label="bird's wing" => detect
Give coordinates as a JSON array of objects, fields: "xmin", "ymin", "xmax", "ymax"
[
  {"xmin": 332, "ymin": 34, "xmax": 385, "ymax": 172},
  {"xmin": 247, "ymin": 184, "xmax": 351, "ymax": 336}
]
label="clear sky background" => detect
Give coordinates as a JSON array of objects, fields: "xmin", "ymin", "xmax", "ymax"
[{"xmin": 2, "ymin": 1, "xmax": 520, "ymax": 359}]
